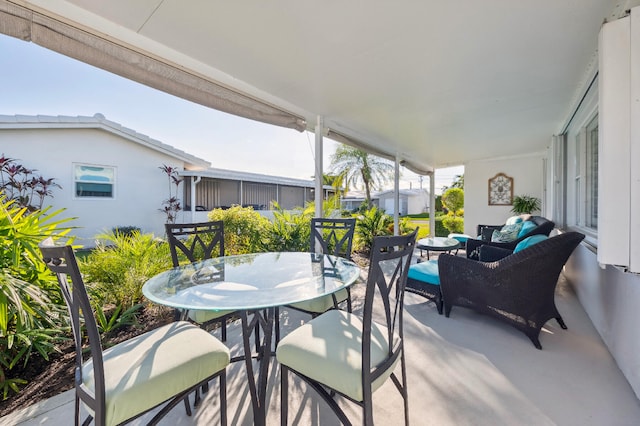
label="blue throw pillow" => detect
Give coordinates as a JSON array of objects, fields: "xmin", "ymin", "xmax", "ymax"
[
  {"xmin": 514, "ymin": 235, "xmax": 548, "ymax": 252},
  {"xmin": 491, "ymin": 223, "xmax": 523, "ymax": 242},
  {"xmin": 517, "ymin": 220, "xmax": 537, "ymax": 238}
]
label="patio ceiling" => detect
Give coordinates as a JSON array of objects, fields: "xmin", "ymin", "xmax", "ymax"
[{"xmin": 3, "ymin": 1, "xmax": 634, "ymax": 173}]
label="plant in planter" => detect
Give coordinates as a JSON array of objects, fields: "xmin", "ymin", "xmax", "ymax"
[{"xmin": 511, "ymin": 195, "xmax": 541, "ymax": 214}]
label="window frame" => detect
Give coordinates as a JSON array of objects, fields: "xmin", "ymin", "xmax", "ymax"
[
  {"xmin": 73, "ymin": 163, "xmax": 116, "ymax": 200},
  {"xmin": 560, "ymin": 80, "xmax": 599, "ymax": 244}
]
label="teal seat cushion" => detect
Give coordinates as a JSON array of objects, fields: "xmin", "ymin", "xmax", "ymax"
[
  {"xmin": 288, "ymin": 288, "xmax": 349, "ymax": 313},
  {"xmin": 514, "ymin": 234, "xmax": 548, "ymax": 252},
  {"xmin": 448, "ymin": 233, "xmax": 471, "ymax": 243},
  {"xmin": 82, "ymin": 321, "xmax": 230, "ymax": 426},
  {"xmin": 276, "ymin": 309, "xmax": 400, "ymax": 402},
  {"xmin": 517, "ymin": 220, "xmax": 537, "ymax": 238},
  {"xmin": 407, "ymin": 260, "xmax": 440, "ymax": 285}
]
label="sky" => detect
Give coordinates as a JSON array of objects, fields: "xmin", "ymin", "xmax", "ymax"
[{"xmin": 0, "ymin": 34, "xmax": 463, "ymax": 194}]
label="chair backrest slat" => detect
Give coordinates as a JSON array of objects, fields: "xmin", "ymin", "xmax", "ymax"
[
  {"xmin": 166, "ymin": 221, "xmax": 225, "ymax": 266},
  {"xmin": 310, "ymin": 218, "xmax": 356, "ymax": 259}
]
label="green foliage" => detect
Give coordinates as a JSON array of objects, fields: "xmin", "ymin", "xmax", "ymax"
[
  {"xmin": 330, "ymin": 145, "xmax": 394, "ymax": 208},
  {"xmin": 0, "ymin": 197, "xmax": 73, "ymax": 399},
  {"xmin": 511, "ymin": 195, "xmax": 541, "ymax": 214},
  {"xmin": 442, "ymin": 188, "xmax": 464, "ymax": 214},
  {"xmin": 354, "ymin": 207, "xmax": 392, "ymax": 253},
  {"xmin": 208, "ymin": 205, "xmax": 270, "ymax": 255},
  {"xmin": 435, "ymin": 195, "xmax": 443, "ymax": 212},
  {"xmin": 81, "ymin": 230, "xmax": 173, "ymax": 310},
  {"xmin": 442, "ymin": 214, "xmax": 465, "ymax": 234},
  {"xmin": 111, "ymin": 226, "xmax": 141, "ymax": 238},
  {"xmin": 0, "ymin": 199, "xmax": 74, "ymax": 297},
  {"xmin": 261, "ymin": 203, "xmax": 312, "ymax": 252},
  {"xmin": 0, "ymin": 273, "xmax": 63, "ymax": 400},
  {"xmin": 433, "ymin": 216, "xmax": 450, "ymax": 237},
  {"xmin": 95, "ymin": 303, "xmax": 143, "ymax": 335}
]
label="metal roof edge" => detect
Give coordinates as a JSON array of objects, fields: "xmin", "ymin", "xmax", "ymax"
[{"xmin": 0, "ymin": 113, "xmax": 211, "ymax": 168}]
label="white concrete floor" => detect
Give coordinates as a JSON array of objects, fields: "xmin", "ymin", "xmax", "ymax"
[{"xmin": 4, "ymin": 253, "xmax": 640, "ymax": 426}]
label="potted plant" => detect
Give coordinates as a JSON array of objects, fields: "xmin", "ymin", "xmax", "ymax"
[{"xmin": 511, "ymin": 195, "xmax": 541, "ymax": 214}]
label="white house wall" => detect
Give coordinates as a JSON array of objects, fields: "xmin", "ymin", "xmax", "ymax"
[
  {"xmin": 464, "ymin": 154, "xmax": 545, "ymax": 236},
  {"xmin": 564, "ymin": 247, "xmax": 640, "ymax": 399},
  {"xmin": 557, "ymin": 9, "xmax": 640, "ymax": 397},
  {"xmin": 1, "ymin": 127, "xmax": 185, "ymax": 245}
]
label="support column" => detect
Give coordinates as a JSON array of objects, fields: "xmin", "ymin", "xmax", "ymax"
[
  {"xmin": 190, "ymin": 175, "xmax": 201, "ymax": 222},
  {"xmin": 429, "ymin": 171, "xmax": 436, "ymax": 237},
  {"xmin": 314, "ymin": 116, "xmax": 323, "ymax": 219},
  {"xmin": 394, "ymin": 155, "xmax": 400, "ymax": 236}
]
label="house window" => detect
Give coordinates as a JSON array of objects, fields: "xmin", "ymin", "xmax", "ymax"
[
  {"xmin": 74, "ymin": 164, "xmax": 115, "ymax": 198},
  {"xmin": 570, "ymin": 114, "xmax": 598, "ymax": 232},
  {"xmin": 585, "ymin": 116, "xmax": 598, "ymax": 229}
]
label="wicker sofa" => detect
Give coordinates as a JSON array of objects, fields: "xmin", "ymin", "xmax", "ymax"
[
  {"xmin": 466, "ymin": 215, "xmax": 555, "ymax": 259},
  {"xmin": 438, "ymin": 231, "xmax": 585, "ymax": 349}
]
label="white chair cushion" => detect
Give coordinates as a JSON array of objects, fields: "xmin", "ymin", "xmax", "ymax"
[
  {"xmin": 287, "ymin": 288, "xmax": 349, "ymax": 313},
  {"xmin": 276, "ymin": 309, "xmax": 400, "ymax": 402},
  {"xmin": 82, "ymin": 321, "xmax": 230, "ymax": 426},
  {"xmin": 188, "ymin": 308, "xmax": 235, "ymax": 324}
]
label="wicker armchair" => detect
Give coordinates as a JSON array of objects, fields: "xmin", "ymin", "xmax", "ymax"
[
  {"xmin": 466, "ymin": 216, "xmax": 555, "ymax": 259},
  {"xmin": 439, "ymin": 232, "xmax": 585, "ymax": 349}
]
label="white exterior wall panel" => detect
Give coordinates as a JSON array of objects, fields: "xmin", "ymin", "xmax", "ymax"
[{"xmin": 1, "ymin": 127, "xmax": 185, "ymax": 244}]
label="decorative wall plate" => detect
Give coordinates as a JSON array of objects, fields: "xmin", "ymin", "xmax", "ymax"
[{"xmin": 488, "ymin": 173, "xmax": 513, "ymax": 205}]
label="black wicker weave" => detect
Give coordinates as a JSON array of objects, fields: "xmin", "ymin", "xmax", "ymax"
[
  {"xmin": 439, "ymin": 231, "xmax": 585, "ymax": 349},
  {"xmin": 466, "ymin": 216, "xmax": 555, "ymax": 259}
]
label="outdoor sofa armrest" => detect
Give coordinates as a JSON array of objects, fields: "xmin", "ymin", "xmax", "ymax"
[{"xmin": 478, "ymin": 245, "xmax": 513, "ymax": 262}]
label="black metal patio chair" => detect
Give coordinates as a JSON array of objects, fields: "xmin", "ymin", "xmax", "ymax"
[
  {"xmin": 39, "ymin": 240, "xmax": 230, "ymax": 426},
  {"xmin": 277, "ymin": 229, "xmax": 417, "ymax": 425},
  {"xmin": 165, "ymin": 220, "xmax": 236, "ymax": 341}
]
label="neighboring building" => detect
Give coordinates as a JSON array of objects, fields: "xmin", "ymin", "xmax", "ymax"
[
  {"xmin": 0, "ymin": 114, "xmax": 331, "ymax": 245},
  {"xmin": 376, "ymin": 188, "xmax": 429, "ymax": 215},
  {"xmin": 341, "ymin": 188, "xmax": 429, "ymax": 215},
  {"xmin": 340, "ymin": 191, "xmax": 379, "ymax": 212}
]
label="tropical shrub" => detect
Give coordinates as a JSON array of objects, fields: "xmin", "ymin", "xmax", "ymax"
[
  {"xmin": 0, "ymin": 155, "xmax": 61, "ymax": 211},
  {"xmin": 441, "ymin": 187, "xmax": 464, "ymax": 214},
  {"xmin": 111, "ymin": 225, "xmax": 142, "ymax": 238},
  {"xmin": 81, "ymin": 230, "xmax": 173, "ymax": 311},
  {"xmin": 434, "ymin": 215, "xmax": 450, "ymax": 237},
  {"xmin": 354, "ymin": 207, "xmax": 392, "ymax": 253},
  {"xmin": 208, "ymin": 205, "xmax": 270, "ymax": 255},
  {"xmin": 261, "ymin": 203, "xmax": 312, "ymax": 252},
  {"xmin": 0, "ymin": 197, "xmax": 73, "ymax": 399},
  {"xmin": 158, "ymin": 165, "xmax": 182, "ymax": 224},
  {"xmin": 0, "ymin": 274, "xmax": 62, "ymax": 400},
  {"xmin": 442, "ymin": 214, "xmax": 464, "ymax": 234}
]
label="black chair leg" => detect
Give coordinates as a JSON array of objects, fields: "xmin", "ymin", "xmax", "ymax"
[
  {"xmin": 556, "ymin": 316, "xmax": 567, "ymax": 329},
  {"xmin": 281, "ymin": 365, "xmax": 288, "ymax": 426},
  {"xmin": 220, "ymin": 371, "xmax": 227, "ymax": 426}
]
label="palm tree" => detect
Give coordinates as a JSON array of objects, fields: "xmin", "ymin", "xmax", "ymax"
[{"xmin": 329, "ymin": 145, "xmax": 394, "ymax": 208}]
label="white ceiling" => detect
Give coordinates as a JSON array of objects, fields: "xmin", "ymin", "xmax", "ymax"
[{"xmin": 14, "ymin": 0, "xmax": 637, "ymax": 171}]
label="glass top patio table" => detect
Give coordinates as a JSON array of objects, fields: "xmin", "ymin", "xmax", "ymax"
[
  {"xmin": 143, "ymin": 251, "xmax": 361, "ymax": 311},
  {"xmin": 143, "ymin": 251, "xmax": 361, "ymax": 426}
]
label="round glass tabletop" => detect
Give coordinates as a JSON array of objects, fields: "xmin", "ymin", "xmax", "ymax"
[
  {"xmin": 143, "ymin": 252, "xmax": 361, "ymax": 311},
  {"xmin": 416, "ymin": 237, "xmax": 461, "ymax": 250}
]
